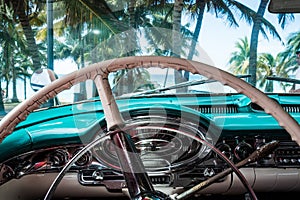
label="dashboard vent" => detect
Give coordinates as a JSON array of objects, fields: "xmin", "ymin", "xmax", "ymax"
[
  {"xmin": 282, "ymin": 105, "xmax": 300, "ymax": 113},
  {"xmin": 179, "ymin": 167, "xmax": 224, "ymax": 180},
  {"xmin": 274, "ymin": 141, "xmax": 300, "ymax": 167},
  {"xmin": 150, "ymin": 175, "xmax": 171, "ymax": 184},
  {"xmin": 190, "ymin": 105, "xmax": 238, "ymax": 114},
  {"xmin": 251, "ymin": 103, "xmax": 300, "ymax": 113}
]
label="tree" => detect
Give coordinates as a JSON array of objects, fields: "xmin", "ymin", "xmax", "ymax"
[
  {"xmin": 6, "ymin": 0, "xmax": 43, "ymax": 70},
  {"xmin": 112, "ymin": 68, "xmax": 153, "ymax": 96},
  {"xmin": 186, "ymin": 0, "xmax": 242, "ymax": 79},
  {"xmin": 257, "ymin": 52, "xmax": 291, "ymax": 92},
  {"xmin": 1, "ymin": 1, "xmax": 28, "ymax": 103},
  {"xmin": 172, "ymin": 0, "xmax": 187, "ymax": 92},
  {"xmin": 248, "ymin": 0, "xmax": 294, "ymax": 86},
  {"xmin": 229, "ymin": 37, "xmax": 291, "ymax": 92},
  {"xmin": 257, "ymin": 53, "xmax": 277, "ymax": 92},
  {"xmin": 278, "ymin": 31, "xmax": 300, "ymax": 74},
  {"xmin": 185, "ymin": 0, "xmax": 292, "ymax": 87},
  {"xmin": 0, "ymin": 1, "xmax": 14, "ymax": 112},
  {"xmin": 228, "ymin": 37, "xmax": 250, "ymax": 75},
  {"xmin": 249, "ymin": 0, "xmax": 269, "ymax": 86}
]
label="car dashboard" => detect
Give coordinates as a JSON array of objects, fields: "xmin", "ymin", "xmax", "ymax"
[{"xmin": 0, "ymin": 93, "xmax": 300, "ymax": 199}]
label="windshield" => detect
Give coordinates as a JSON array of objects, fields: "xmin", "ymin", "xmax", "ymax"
[
  {"xmin": 0, "ymin": 0, "xmax": 300, "ymax": 108},
  {"xmin": 109, "ymin": 68, "xmax": 241, "ymax": 97}
]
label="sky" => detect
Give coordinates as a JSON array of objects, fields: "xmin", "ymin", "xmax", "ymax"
[
  {"xmin": 53, "ymin": 1, "xmax": 300, "ymax": 75},
  {"xmin": 198, "ymin": 1, "xmax": 300, "ymax": 70}
]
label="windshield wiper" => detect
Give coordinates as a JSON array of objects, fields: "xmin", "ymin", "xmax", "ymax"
[
  {"xmin": 134, "ymin": 74, "xmax": 251, "ymax": 96},
  {"xmin": 137, "ymin": 79, "xmax": 216, "ymax": 95},
  {"xmin": 266, "ymin": 76, "xmax": 300, "ymax": 84}
]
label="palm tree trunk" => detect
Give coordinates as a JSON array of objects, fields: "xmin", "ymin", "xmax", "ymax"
[
  {"xmin": 11, "ymin": 59, "xmax": 19, "ymax": 103},
  {"xmin": 23, "ymin": 75, "xmax": 27, "ymax": 99},
  {"xmin": 172, "ymin": 0, "xmax": 183, "ymax": 58},
  {"xmin": 5, "ymin": 79, "xmax": 9, "ymax": 99},
  {"xmin": 249, "ymin": 0, "xmax": 269, "ymax": 86},
  {"xmin": 11, "ymin": 0, "xmax": 41, "ymax": 70},
  {"xmin": 185, "ymin": 0, "xmax": 206, "ymax": 80},
  {"xmin": 128, "ymin": 0, "xmax": 137, "ymax": 56},
  {"xmin": 0, "ymin": 82, "xmax": 5, "ymax": 115},
  {"xmin": 3, "ymin": 45, "xmax": 10, "ymax": 101},
  {"xmin": 127, "ymin": 0, "xmax": 137, "ymax": 93},
  {"xmin": 266, "ymin": 80, "xmax": 273, "ymax": 92},
  {"xmin": 79, "ymin": 31, "xmax": 87, "ymax": 100},
  {"xmin": 173, "ymin": 0, "xmax": 186, "ymax": 92},
  {"xmin": 129, "ymin": 0, "xmax": 136, "ymax": 28}
]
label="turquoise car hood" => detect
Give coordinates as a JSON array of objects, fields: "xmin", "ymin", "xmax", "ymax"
[{"xmin": 1, "ymin": 93, "xmax": 300, "ymax": 162}]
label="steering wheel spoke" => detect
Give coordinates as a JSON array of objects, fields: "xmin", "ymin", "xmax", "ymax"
[
  {"xmin": 110, "ymin": 130, "xmax": 156, "ymax": 199},
  {"xmin": 94, "ymin": 74, "xmax": 125, "ymax": 130},
  {"xmin": 94, "ymin": 74, "xmax": 158, "ymax": 199}
]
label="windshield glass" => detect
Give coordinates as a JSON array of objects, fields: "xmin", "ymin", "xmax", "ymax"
[
  {"xmin": 109, "ymin": 68, "xmax": 239, "ymax": 97},
  {"xmin": 0, "ymin": 0, "xmax": 300, "ymax": 108}
]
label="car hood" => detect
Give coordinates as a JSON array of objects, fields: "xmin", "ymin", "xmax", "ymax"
[{"xmin": 1, "ymin": 93, "xmax": 300, "ymax": 162}]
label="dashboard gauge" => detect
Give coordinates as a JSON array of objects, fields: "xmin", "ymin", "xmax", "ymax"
[
  {"xmin": 93, "ymin": 115, "xmax": 210, "ymax": 172},
  {"xmin": 234, "ymin": 141, "xmax": 253, "ymax": 160},
  {"xmin": 217, "ymin": 141, "xmax": 232, "ymax": 160}
]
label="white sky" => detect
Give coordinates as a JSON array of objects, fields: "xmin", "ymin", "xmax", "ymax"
[
  {"xmin": 198, "ymin": 1, "xmax": 300, "ymax": 71},
  {"xmin": 54, "ymin": 59, "xmax": 78, "ymax": 75}
]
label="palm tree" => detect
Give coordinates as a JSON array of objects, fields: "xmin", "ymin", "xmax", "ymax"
[
  {"xmin": 248, "ymin": 0, "xmax": 294, "ymax": 86},
  {"xmin": 184, "ymin": 0, "xmax": 292, "ymax": 87},
  {"xmin": 228, "ymin": 37, "xmax": 250, "ymax": 75},
  {"xmin": 18, "ymin": 55, "xmax": 32, "ymax": 99},
  {"xmin": 112, "ymin": 68, "xmax": 153, "ymax": 96},
  {"xmin": 0, "ymin": 62, "xmax": 5, "ymax": 114},
  {"xmin": 249, "ymin": 0, "xmax": 269, "ymax": 86},
  {"xmin": 0, "ymin": 0, "xmax": 16, "ymax": 110},
  {"xmin": 286, "ymin": 31, "xmax": 300, "ymax": 53},
  {"xmin": 257, "ymin": 52, "xmax": 291, "ymax": 92},
  {"xmin": 186, "ymin": 0, "xmax": 206, "ymax": 78},
  {"xmin": 6, "ymin": 0, "xmax": 44, "ymax": 70},
  {"xmin": 43, "ymin": 0, "xmax": 120, "ymax": 100},
  {"xmin": 185, "ymin": 0, "xmax": 241, "ymax": 79},
  {"xmin": 229, "ymin": 37, "xmax": 292, "ymax": 92},
  {"xmin": 257, "ymin": 53, "xmax": 277, "ymax": 92},
  {"xmin": 1, "ymin": 1, "xmax": 30, "ymax": 103},
  {"xmin": 142, "ymin": 1, "xmax": 192, "ymax": 58},
  {"xmin": 172, "ymin": 0, "xmax": 187, "ymax": 93},
  {"xmin": 172, "ymin": 0, "xmax": 184, "ymax": 57},
  {"xmin": 278, "ymin": 31, "xmax": 300, "ymax": 73},
  {"xmin": 0, "ymin": 36, "xmax": 12, "ymax": 101}
]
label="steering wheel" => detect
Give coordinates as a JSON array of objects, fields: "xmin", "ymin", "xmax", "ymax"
[{"xmin": 1, "ymin": 56, "xmax": 300, "ymax": 199}]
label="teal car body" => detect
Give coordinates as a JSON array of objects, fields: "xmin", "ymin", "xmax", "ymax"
[{"xmin": 1, "ymin": 93, "xmax": 299, "ymax": 163}]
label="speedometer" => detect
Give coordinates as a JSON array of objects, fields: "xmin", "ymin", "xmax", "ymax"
[{"xmin": 93, "ymin": 115, "xmax": 210, "ymax": 172}]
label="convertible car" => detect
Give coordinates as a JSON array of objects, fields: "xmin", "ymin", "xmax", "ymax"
[{"xmin": 0, "ymin": 0, "xmax": 300, "ymax": 200}]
